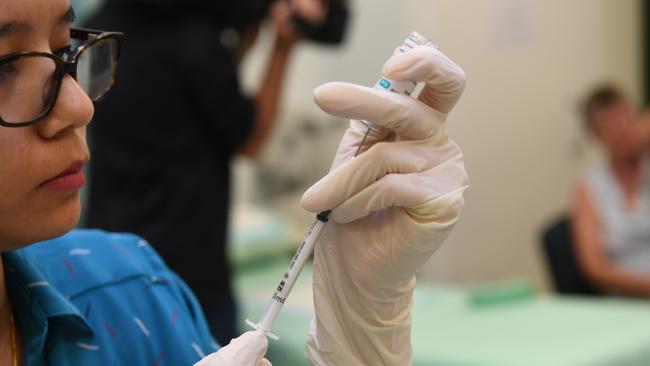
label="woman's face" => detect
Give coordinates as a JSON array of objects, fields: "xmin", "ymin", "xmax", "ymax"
[
  {"xmin": 592, "ymin": 101, "xmax": 641, "ymax": 161},
  {"xmin": 0, "ymin": 0, "xmax": 93, "ymax": 250}
]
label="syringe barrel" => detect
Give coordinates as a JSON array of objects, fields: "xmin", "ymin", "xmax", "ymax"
[
  {"xmin": 252, "ymin": 218, "xmax": 327, "ymax": 337},
  {"xmin": 258, "ymin": 300, "xmax": 283, "ymax": 331},
  {"xmin": 365, "ymin": 32, "xmax": 437, "ymax": 131}
]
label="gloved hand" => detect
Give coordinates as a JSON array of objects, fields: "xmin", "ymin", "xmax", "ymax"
[
  {"xmin": 301, "ymin": 45, "xmax": 468, "ymax": 366},
  {"xmin": 193, "ymin": 331, "xmax": 271, "ymax": 366}
]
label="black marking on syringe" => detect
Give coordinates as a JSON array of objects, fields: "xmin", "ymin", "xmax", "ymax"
[
  {"xmin": 269, "ymin": 213, "xmax": 327, "ymax": 304},
  {"xmin": 272, "ymin": 293, "xmax": 286, "ymax": 304},
  {"xmin": 317, "ymin": 210, "xmax": 331, "ymax": 222},
  {"xmin": 391, "ymin": 88, "xmax": 411, "ymax": 96}
]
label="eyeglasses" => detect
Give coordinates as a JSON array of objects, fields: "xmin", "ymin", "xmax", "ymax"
[{"xmin": 0, "ymin": 28, "xmax": 124, "ymax": 128}]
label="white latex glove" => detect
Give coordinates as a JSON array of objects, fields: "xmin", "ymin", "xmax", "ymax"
[
  {"xmin": 301, "ymin": 46, "xmax": 468, "ymax": 366},
  {"xmin": 194, "ymin": 331, "xmax": 272, "ymax": 366}
]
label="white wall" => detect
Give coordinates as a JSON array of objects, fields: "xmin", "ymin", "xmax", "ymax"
[{"xmin": 239, "ymin": 0, "xmax": 642, "ymax": 288}]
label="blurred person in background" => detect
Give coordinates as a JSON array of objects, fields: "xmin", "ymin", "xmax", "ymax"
[
  {"xmin": 572, "ymin": 86, "xmax": 650, "ymax": 297},
  {"xmin": 83, "ymin": 0, "xmax": 349, "ymax": 344}
]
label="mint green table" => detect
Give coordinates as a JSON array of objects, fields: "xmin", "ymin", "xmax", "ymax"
[{"xmin": 235, "ymin": 259, "xmax": 650, "ymax": 366}]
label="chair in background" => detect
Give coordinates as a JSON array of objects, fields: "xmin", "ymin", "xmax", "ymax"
[{"xmin": 541, "ymin": 216, "xmax": 602, "ymax": 296}]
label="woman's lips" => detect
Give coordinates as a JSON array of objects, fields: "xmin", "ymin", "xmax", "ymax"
[{"xmin": 40, "ymin": 161, "xmax": 86, "ymax": 191}]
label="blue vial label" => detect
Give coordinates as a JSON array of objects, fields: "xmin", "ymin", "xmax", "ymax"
[{"xmin": 379, "ymin": 78, "xmax": 391, "ymax": 90}]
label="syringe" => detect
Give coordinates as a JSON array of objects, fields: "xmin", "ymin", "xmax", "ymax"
[{"xmin": 246, "ymin": 31, "xmax": 438, "ymax": 341}]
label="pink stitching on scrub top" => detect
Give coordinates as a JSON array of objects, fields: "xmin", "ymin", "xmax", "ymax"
[
  {"xmin": 104, "ymin": 321, "xmax": 118, "ymax": 337},
  {"xmin": 63, "ymin": 258, "xmax": 74, "ymax": 274},
  {"xmin": 151, "ymin": 351, "xmax": 165, "ymax": 366}
]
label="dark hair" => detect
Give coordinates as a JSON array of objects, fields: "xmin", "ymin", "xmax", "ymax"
[
  {"xmin": 213, "ymin": 0, "xmax": 275, "ymax": 31},
  {"xmin": 582, "ymin": 85, "xmax": 624, "ymax": 132},
  {"xmin": 107, "ymin": 0, "xmax": 273, "ymax": 31}
]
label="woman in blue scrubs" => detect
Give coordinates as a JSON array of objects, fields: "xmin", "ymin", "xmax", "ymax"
[{"xmin": 0, "ymin": 1, "xmax": 226, "ymax": 364}]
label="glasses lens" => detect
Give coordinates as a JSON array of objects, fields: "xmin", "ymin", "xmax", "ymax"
[
  {"xmin": 0, "ymin": 55, "xmax": 58, "ymax": 124},
  {"xmin": 77, "ymin": 37, "xmax": 119, "ymax": 101}
]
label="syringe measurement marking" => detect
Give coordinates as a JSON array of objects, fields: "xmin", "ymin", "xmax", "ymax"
[{"xmin": 270, "ymin": 221, "xmax": 318, "ymax": 304}]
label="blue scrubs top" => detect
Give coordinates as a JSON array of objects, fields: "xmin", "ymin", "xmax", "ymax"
[{"xmin": 4, "ymin": 230, "xmax": 218, "ymax": 366}]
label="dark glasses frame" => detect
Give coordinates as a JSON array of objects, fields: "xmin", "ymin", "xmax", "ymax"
[{"xmin": 0, "ymin": 27, "xmax": 125, "ymax": 128}]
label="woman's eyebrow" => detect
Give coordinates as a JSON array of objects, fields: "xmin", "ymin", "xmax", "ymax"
[
  {"xmin": 0, "ymin": 21, "xmax": 31, "ymax": 39},
  {"xmin": 0, "ymin": 6, "xmax": 74, "ymax": 39}
]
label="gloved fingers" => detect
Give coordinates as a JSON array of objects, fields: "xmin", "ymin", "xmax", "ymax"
[
  {"xmin": 302, "ymin": 136, "xmax": 463, "ymax": 214},
  {"xmin": 313, "ymin": 81, "xmax": 447, "ymax": 141},
  {"xmin": 381, "ymin": 46, "xmax": 466, "ymax": 114},
  {"xmin": 257, "ymin": 358, "xmax": 272, "ymax": 366},
  {"xmin": 229, "ymin": 330, "xmax": 269, "ymax": 355},
  {"xmin": 327, "ymin": 120, "xmax": 392, "ymax": 171},
  {"xmin": 329, "ymin": 153, "xmax": 468, "ymax": 223},
  {"xmin": 194, "ymin": 330, "xmax": 268, "ymax": 365},
  {"xmin": 387, "ymin": 188, "xmax": 468, "ymax": 283}
]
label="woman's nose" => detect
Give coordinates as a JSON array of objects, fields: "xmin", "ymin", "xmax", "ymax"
[{"xmin": 36, "ymin": 74, "xmax": 94, "ymax": 139}]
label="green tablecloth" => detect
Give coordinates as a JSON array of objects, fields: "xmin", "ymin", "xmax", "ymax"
[{"xmin": 235, "ymin": 259, "xmax": 650, "ymax": 366}]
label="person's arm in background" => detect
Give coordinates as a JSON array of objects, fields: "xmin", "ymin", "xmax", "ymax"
[
  {"xmin": 240, "ymin": 0, "xmax": 337, "ymax": 157},
  {"xmin": 572, "ymin": 180, "xmax": 650, "ymax": 296},
  {"xmin": 240, "ymin": 2, "xmax": 301, "ymax": 157}
]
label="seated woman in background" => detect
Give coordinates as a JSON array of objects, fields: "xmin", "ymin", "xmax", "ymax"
[{"xmin": 572, "ymin": 86, "xmax": 650, "ymax": 297}]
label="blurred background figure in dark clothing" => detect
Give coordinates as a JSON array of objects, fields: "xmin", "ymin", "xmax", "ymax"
[{"xmin": 84, "ymin": 0, "xmax": 349, "ymax": 345}]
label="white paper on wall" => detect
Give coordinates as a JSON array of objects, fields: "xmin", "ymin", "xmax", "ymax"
[{"xmin": 489, "ymin": 0, "xmax": 538, "ymax": 47}]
